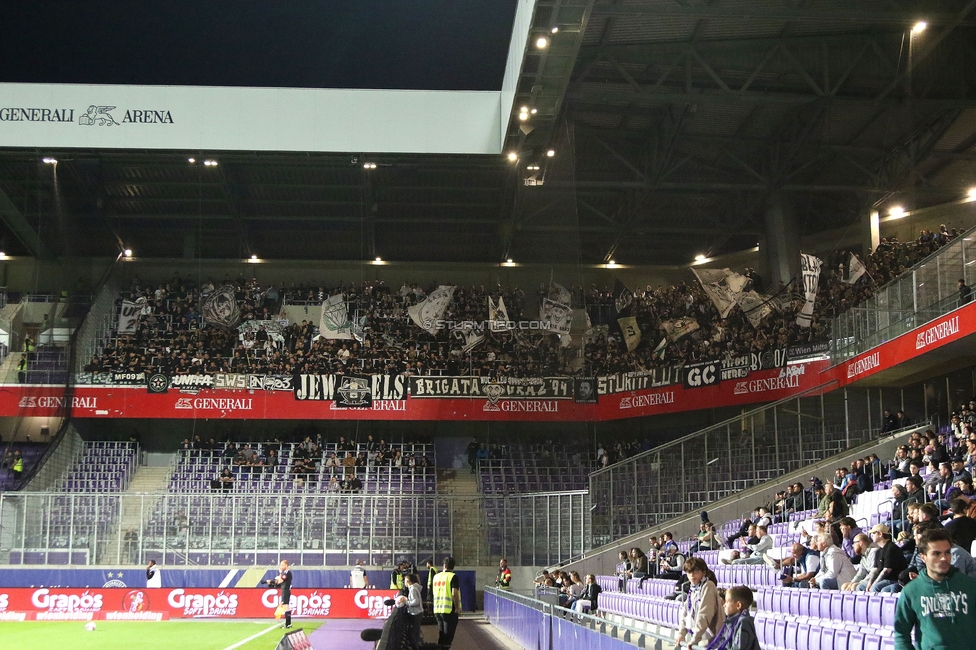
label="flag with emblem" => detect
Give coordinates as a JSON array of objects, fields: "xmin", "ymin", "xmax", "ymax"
[
  {"xmin": 408, "ymin": 285, "xmax": 455, "ymax": 334},
  {"xmin": 617, "ymin": 316, "xmax": 641, "ymax": 352}
]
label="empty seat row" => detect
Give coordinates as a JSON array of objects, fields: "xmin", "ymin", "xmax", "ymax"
[
  {"xmin": 756, "ymin": 614, "xmax": 894, "ymax": 650},
  {"xmin": 756, "ymin": 587, "xmax": 898, "ymax": 627}
]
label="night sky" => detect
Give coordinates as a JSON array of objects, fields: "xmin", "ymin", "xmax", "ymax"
[{"xmin": 0, "ymin": 1, "xmax": 518, "ymax": 90}]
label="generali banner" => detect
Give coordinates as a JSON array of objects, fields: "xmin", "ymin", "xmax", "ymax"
[
  {"xmin": 828, "ymin": 301, "xmax": 976, "ymax": 387},
  {"xmin": 0, "ymin": 587, "xmax": 397, "ymax": 621},
  {"xmin": 0, "ymin": 360, "xmax": 828, "ymax": 421}
]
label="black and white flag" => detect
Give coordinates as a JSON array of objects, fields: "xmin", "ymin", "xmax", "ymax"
[
  {"xmin": 843, "ymin": 252, "xmax": 867, "ymax": 284},
  {"xmin": 117, "ymin": 300, "xmax": 141, "ymax": 334},
  {"xmin": 796, "ymin": 253, "xmax": 823, "ymax": 328},
  {"xmin": 613, "ymin": 279, "xmax": 633, "ymax": 315},
  {"xmin": 408, "ymin": 285, "xmax": 455, "ymax": 334},
  {"xmin": 318, "ymin": 294, "xmax": 355, "ymax": 340},
  {"xmin": 202, "ymin": 285, "xmax": 241, "ymax": 329}
]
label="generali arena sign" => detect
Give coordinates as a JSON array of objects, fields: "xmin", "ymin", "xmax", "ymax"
[
  {"xmin": 0, "ymin": 588, "xmax": 397, "ymax": 621},
  {"xmin": 0, "ymin": 361, "xmax": 829, "ymax": 421}
]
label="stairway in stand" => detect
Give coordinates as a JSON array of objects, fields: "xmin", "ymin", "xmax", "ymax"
[
  {"xmin": 438, "ymin": 469, "xmax": 486, "ymax": 566},
  {"xmin": 100, "ymin": 466, "xmax": 171, "ymax": 565}
]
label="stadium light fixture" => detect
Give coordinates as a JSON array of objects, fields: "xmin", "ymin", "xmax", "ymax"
[
  {"xmin": 363, "ymin": 162, "xmax": 377, "ymax": 169},
  {"xmin": 551, "ymin": 26, "xmax": 559, "ymax": 34},
  {"xmin": 123, "ymin": 249, "xmax": 133, "ymax": 258},
  {"xmin": 547, "ymin": 150, "xmax": 555, "ymax": 157},
  {"xmin": 507, "ymin": 152, "xmax": 518, "ymax": 162},
  {"xmin": 530, "ymin": 108, "xmax": 537, "ymax": 114},
  {"xmin": 251, "ymin": 254, "xmax": 258, "ymax": 260},
  {"xmin": 518, "ymin": 111, "xmax": 529, "ymax": 121},
  {"xmin": 503, "ymin": 258, "xmax": 516, "ymax": 267},
  {"xmin": 187, "ymin": 158, "xmax": 196, "ymax": 164},
  {"xmin": 911, "ymin": 21, "xmax": 927, "ymax": 34},
  {"xmin": 0, "ymin": 252, "xmax": 6, "ymax": 259},
  {"xmin": 695, "ymin": 254, "xmax": 707, "ymax": 262},
  {"xmin": 203, "ymin": 159, "xmax": 218, "ymax": 166},
  {"xmin": 42, "ymin": 157, "xmax": 57, "ymax": 164},
  {"xmin": 968, "ymin": 187, "xmax": 976, "ymax": 199},
  {"xmin": 536, "ymin": 36, "xmax": 549, "ymax": 49},
  {"xmin": 889, "ymin": 206, "xmax": 905, "ymax": 218}
]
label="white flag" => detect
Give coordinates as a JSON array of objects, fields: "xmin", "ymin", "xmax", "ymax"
[
  {"xmin": 117, "ymin": 300, "xmax": 141, "ymax": 334},
  {"xmin": 548, "ymin": 282, "xmax": 572, "ymax": 306},
  {"xmin": 539, "ymin": 298, "xmax": 572, "ymax": 335},
  {"xmin": 453, "ymin": 325, "xmax": 485, "ymax": 353},
  {"xmin": 796, "ymin": 253, "xmax": 823, "ymax": 328},
  {"xmin": 844, "ymin": 253, "xmax": 867, "ymax": 284},
  {"xmin": 692, "ymin": 268, "xmax": 748, "ymax": 319},
  {"xmin": 488, "ymin": 296, "xmax": 510, "ymax": 332},
  {"xmin": 735, "ymin": 290, "xmax": 774, "ymax": 329},
  {"xmin": 408, "ymin": 285, "xmax": 455, "ymax": 334},
  {"xmin": 662, "ymin": 318, "xmax": 700, "ymax": 343},
  {"xmin": 317, "ymin": 294, "xmax": 355, "ymax": 340}
]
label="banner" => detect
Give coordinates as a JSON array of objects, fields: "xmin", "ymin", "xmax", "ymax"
[
  {"xmin": 117, "ymin": 301, "xmax": 141, "ymax": 334},
  {"xmin": 294, "ymin": 375, "xmax": 405, "ymax": 403},
  {"xmin": 408, "ymin": 285, "xmax": 455, "ymax": 334},
  {"xmin": 684, "ymin": 362, "xmax": 721, "ymax": 389},
  {"xmin": 843, "ymin": 252, "xmax": 867, "ymax": 284},
  {"xmin": 409, "ymin": 376, "xmax": 572, "ymax": 399},
  {"xmin": 317, "ymin": 294, "xmax": 355, "ymax": 340},
  {"xmin": 0, "ymin": 588, "xmax": 397, "ymax": 620},
  {"xmin": 574, "ymin": 378, "xmax": 598, "ymax": 404},
  {"xmin": 796, "ymin": 254, "xmax": 823, "ymax": 328},
  {"xmin": 617, "ymin": 316, "xmax": 641, "ymax": 352},
  {"xmin": 662, "ymin": 318, "xmax": 699, "ymax": 343},
  {"xmin": 488, "ymin": 296, "xmax": 510, "ymax": 332},
  {"xmin": 202, "ymin": 285, "xmax": 240, "ymax": 329}
]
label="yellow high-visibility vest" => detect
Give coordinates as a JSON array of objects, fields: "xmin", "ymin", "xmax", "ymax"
[{"xmin": 433, "ymin": 571, "xmax": 456, "ymax": 614}]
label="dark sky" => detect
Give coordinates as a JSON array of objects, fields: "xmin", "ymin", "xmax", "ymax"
[{"xmin": 0, "ymin": 1, "xmax": 518, "ymax": 90}]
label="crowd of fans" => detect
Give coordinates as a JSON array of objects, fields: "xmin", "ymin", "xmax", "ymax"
[{"xmin": 83, "ymin": 229, "xmax": 962, "ymax": 380}]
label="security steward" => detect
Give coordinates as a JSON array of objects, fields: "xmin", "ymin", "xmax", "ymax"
[
  {"xmin": 495, "ymin": 558, "xmax": 512, "ymax": 590},
  {"xmin": 433, "ymin": 556, "xmax": 461, "ymax": 647},
  {"xmin": 390, "ymin": 560, "xmax": 410, "ymax": 596},
  {"xmin": 423, "ymin": 559, "xmax": 438, "ymax": 623},
  {"xmin": 266, "ymin": 559, "xmax": 293, "ymax": 628}
]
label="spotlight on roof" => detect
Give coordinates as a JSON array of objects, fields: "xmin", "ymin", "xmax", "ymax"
[
  {"xmin": 889, "ymin": 206, "xmax": 905, "ymax": 219},
  {"xmin": 123, "ymin": 249, "xmax": 133, "ymax": 258},
  {"xmin": 695, "ymin": 254, "xmax": 707, "ymax": 262},
  {"xmin": 607, "ymin": 260, "xmax": 619, "ymax": 268},
  {"xmin": 375, "ymin": 257, "xmax": 382, "ymax": 262},
  {"xmin": 547, "ymin": 150, "xmax": 555, "ymax": 157},
  {"xmin": 503, "ymin": 258, "xmax": 516, "ymax": 267},
  {"xmin": 203, "ymin": 159, "xmax": 218, "ymax": 166},
  {"xmin": 0, "ymin": 252, "xmax": 7, "ymax": 259},
  {"xmin": 536, "ymin": 36, "xmax": 549, "ymax": 49},
  {"xmin": 251, "ymin": 254, "xmax": 258, "ymax": 260},
  {"xmin": 530, "ymin": 108, "xmax": 537, "ymax": 114},
  {"xmin": 518, "ymin": 111, "xmax": 529, "ymax": 121},
  {"xmin": 507, "ymin": 152, "xmax": 518, "ymax": 162},
  {"xmin": 188, "ymin": 158, "xmax": 196, "ymax": 163},
  {"xmin": 911, "ymin": 21, "xmax": 927, "ymax": 33},
  {"xmin": 968, "ymin": 187, "xmax": 976, "ymax": 199},
  {"xmin": 363, "ymin": 162, "xmax": 377, "ymax": 169},
  {"xmin": 551, "ymin": 26, "xmax": 559, "ymax": 34},
  {"xmin": 42, "ymin": 157, "xmax": 57, "ymax": 164}
]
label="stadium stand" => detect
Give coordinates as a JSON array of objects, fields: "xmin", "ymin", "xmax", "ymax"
[
  {"xmin": 0, "ymin": 442, "xmax": 45, "ymax": 491},
  {"xmin": 59, "ymin": 441, "xmax": 138, "ymax": 492}
]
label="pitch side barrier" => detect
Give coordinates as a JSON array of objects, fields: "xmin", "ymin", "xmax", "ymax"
[
  {"xmin": 485, "ymin": 586, "xmax": 673, "ymax": 650},
  {"xmin": 570, "ymin": 422, "xmax": 923, "ymax": 578}
]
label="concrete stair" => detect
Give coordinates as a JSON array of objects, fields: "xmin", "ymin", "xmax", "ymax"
[
  {"xmin": 438, "ymin": 469, "xmax": 487, "ymax": 566},
  {"xmin": 100, "ymin": 466, "xmax": 171, "ymax": 565}
]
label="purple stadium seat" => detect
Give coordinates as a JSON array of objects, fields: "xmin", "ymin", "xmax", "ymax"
[
  {"xmin": 854, "ymin": 594, "xmax": 869, "ymax": 624},
  {"xmin": 774, "ymin": 619, "xmax": 787, "ymax": 649},
  {"xmin": 881, "ymin": 596, "xmax": 897, "ymax": 626},
  {"xmin": 849, "ymin": 630, "xmax": 866, "ymax": 650},
  {"xmin": 881, "ymin": 637, "xmax": 894, "ymax": 650},
  {"xmin": 785, "ymin": 620, "xmax": 799, "ymax": 650},
  {"xmin": 863, "ymin": 634, "xmax": 882, "ymax": 650},
  {"xmin": 833, "ymin": 629, "xmax": 850, "ymax": 650},
  {"xmin": 797, "ymin": 622, "xmax": 811, "ymax": 650},
  {"xmin": 867, "ymin": 596, "xmax": 883, "ymax": 626},
  {"xmin": 789, "ymin": 589, "xmax": 801, "ymax": 614},
  {"xmin": 830, "ymin": 592, "xmax": 844, "ymax": 619},
  {"xmin": 821, "ymin": 627, "xmax": 837, "ymax": 650}
]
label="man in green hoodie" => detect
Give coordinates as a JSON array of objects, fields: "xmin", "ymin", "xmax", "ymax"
[{"xmin": 895, "ymin": 528, "xmax": 976, "ymax": 650}]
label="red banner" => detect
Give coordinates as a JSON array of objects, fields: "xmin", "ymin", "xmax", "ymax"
[
  {"xmin": 0, "ymin": 360, "xmax": 829, "ymax": 421},
  {"xmin": 0, "ymin": 587, "xmax": 399, "ymax": 620},
  {"xmin": 826, "ymin": 302, "xmax": 976, "ymax": 387}
]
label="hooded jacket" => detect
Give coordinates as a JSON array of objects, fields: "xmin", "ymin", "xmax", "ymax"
[{"xmin": 894, "ymin": 566, "xmax": 976, "ymax": 650}]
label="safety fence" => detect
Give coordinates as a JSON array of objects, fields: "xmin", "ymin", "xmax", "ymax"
[
  {"xmin": 588, "ymin": 383, "xmax": 887, "ymax": 546},
  {"xmin": 832, "ymin": 227, "xmax": 976, "ymax": 362},
  {"xmin": 484, "ymin": 586, "xmax": 673, "ymax": 650}
]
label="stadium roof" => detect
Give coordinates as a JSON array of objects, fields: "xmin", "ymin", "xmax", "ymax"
[{"xmin": 1, "ymin": 0, "xmax": 975, "ymax": 266}]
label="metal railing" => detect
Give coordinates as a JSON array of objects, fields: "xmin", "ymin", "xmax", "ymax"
[
  {"xmin": 588, "ymin": 382, "xmax": 883, "ymax": 547},
  {"xmin": 832, "ymin": 229, "xmax": 976, "ymax": 362},
  {"xmin": 484, "ymin": 491, "xmax": 589, "ymax": 567}
]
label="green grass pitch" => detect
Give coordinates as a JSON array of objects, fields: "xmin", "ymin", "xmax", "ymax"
[{"xmin": 0, "ymin": 620, "xmax": 325, "ymax": 650}]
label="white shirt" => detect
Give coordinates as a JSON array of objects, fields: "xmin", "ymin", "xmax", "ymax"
[{"xmin": 350, "ymin": 566, "xmax": 367, "ymax": 588}]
